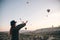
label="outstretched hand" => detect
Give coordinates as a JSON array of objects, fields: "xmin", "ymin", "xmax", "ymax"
[
  {"xmin": 25, "ymin": 21, "xmax": 28, "ymax": 24},
  {"xmin": 21, "ymin": 21, "xmax": 28, "ymax": 24},
  {"xmin": 20, "ymin": 18, "xmax": 28, "ymax": 24}
]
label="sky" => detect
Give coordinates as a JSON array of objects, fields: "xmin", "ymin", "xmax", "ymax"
[{"xmin": 0, "ymin": 0, "xmax": 60, "ymax": 31}]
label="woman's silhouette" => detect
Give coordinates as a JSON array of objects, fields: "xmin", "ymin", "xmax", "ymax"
[{"xmin": 10, "ymin": 20, "xmax": 28, "ymax": 40}]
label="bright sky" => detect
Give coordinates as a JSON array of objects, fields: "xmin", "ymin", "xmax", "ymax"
[{"xmin": 0, "ymin": 0, "xmax": 60, "ymax": 31}]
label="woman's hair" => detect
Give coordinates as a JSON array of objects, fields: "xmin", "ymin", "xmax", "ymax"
[{"xmin": 10, "ymin": 20, "xmax": 16, "ymax": 35}]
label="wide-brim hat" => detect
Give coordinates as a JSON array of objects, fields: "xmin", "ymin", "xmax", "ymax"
[{"xmin": 10, "ymin": 20, "xmax": 17, "ymax": 24}]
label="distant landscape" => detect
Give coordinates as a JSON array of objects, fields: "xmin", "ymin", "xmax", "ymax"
[{"xmin": 0, "ymin": 27, "xmax": 60, "ymax": 40}]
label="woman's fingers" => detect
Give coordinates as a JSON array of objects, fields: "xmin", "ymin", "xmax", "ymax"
[{"xmin": 25, "ymin": 21, "xmax": 28, "ymax": 23}]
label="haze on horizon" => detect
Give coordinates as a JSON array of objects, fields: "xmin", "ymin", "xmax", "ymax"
[{"xmin": 0, "ymin": 0, "xmax": 60, "ymax": 31}]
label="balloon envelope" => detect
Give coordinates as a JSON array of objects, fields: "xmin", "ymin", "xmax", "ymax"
[
  {"xmin": 26, "ymin": 1, "xmax": 29, "ymax": 4},
  {"xmin": 47, "ymin": 9, "xmax": 50, "ymax": 13},
  {"xmin": 25, "ymin": 27, "xmax": 27, "ymax": 30}
]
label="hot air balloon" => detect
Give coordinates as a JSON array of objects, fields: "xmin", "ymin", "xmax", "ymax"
[
  {"xmin": 25, "ymin": 27, "xmax": 27, "ymax": 30},
  {"xmin": 46, "ymin": 9, "xmax": 50, "ymax": 17},
  {"xmin": 47, "ymin": 9, "xmax": 50, "ymax": 13},
  {"xmin": 26, "ymin": 1, "xmax": 29, "ymax": 4}
]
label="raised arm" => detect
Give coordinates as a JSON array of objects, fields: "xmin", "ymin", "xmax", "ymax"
[{"xmin": 16, "ymin": 21, "xmax": 28, "ymax": 30}]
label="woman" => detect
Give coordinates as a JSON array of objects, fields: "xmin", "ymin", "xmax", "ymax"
[{"xmin": 10, "ymin": 20, "xmax": 28, "ymax": 40}]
